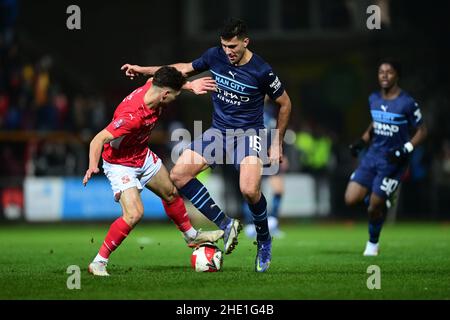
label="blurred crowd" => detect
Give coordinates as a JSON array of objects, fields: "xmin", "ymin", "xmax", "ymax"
[
  {"xmin": 0, "ymin": 39, "xmax": 107, "ymax": 133},
  {"xmin": 0, "ymin": 0, "xmax": 109, "ymax": 181}
]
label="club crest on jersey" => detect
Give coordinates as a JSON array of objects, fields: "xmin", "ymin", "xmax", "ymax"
[{"xmin": 113, "ymin": 118, "xmax": 125, "ymax": 129}]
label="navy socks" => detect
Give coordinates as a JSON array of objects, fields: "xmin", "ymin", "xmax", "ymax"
[
  {"xmin": 248, "ymin": 193, "xmax": 271, "ymax": 242},
  {"xmin": 179, "ymin": 178, "xmax": 230, "ymax": 229}
]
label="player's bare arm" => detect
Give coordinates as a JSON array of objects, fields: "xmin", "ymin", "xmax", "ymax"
[
  {"xmin": 183, "ymin": 77, "xmax": 217, "ymax": 95},
  {"xmin": 349, "ymin": 123, "xmax": 373, "ymax": 158},
  {"xmin": 269, "ymin": 91, "xmax": 292, "ymax": 163},
  {"xmin": 121, "ymin": 62, "xmax": 198, "ymax": 79},
  {"xmin": 83, "ymin": 129, "xmax": 114, "ymax": 186},
  {"xmin": 145, "ymin": 76, "xmax": 216, "ymax": 95},
  {"xmin": 410, "ymin": 123, "xmax": 428, "ymax": 148}
]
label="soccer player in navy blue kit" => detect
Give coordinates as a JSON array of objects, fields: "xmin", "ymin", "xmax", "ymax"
[
  {"xmin": 122, "ymin": 18, "xmax": 292, "ymax": 272},
  {"xmin": 345, "ymin": 59, "xmax": 427, "ymax": 256}
]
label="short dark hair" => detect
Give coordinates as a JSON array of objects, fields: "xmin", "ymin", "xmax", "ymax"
[
  {"xmin": 152, "ymin": 66, "xmax": 186, "ymax": 91},
  {"xmin": 219, "ymin": 18, "xmax": 248, "ymax": 40},
  {"xmin": 378, "ymin": 58, "xmax": 402, "ymax": 78}
]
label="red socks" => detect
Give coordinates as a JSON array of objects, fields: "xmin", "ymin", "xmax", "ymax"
[
  {"xmin": 98, "ymin": 197, "xmax": 191, "ymax": 260},
  {"xmin": 162, "ymin": 196, "xmax": 192, "ymax": 232},
  {"xmin": 99, "ymin": 217, "xmax": 132, "ymax": 259}
]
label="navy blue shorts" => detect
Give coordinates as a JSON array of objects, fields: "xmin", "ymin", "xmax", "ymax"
[
  {"xmin": 186, "ymin": 127, "xmax": 278, "ymax": 175},
  {"xmin": 350, "ymin": 153, "xmax": 406, "ymax": 199}
]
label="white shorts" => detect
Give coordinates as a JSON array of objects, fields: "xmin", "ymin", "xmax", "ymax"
[{"xmin": 102, "ymin": 150, "xmax": 162, "ymax": 202}]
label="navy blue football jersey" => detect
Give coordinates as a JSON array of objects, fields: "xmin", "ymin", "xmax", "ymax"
[
  {"xmin": 368, "ymin": 90, "xmax": 423, "ymax": 153},
  {"xmin": 192, "ymin": 46, "xmax": 285, "ymax": 131}
]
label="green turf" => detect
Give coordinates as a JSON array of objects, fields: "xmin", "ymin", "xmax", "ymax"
[{"xmin": 0, "ymin": 222, "xmax": 449, "ymax": 300}]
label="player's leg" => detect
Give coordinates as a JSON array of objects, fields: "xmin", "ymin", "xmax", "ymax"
[
  {"xmin": 242, "ymin": 170, "xmax": 257, "ymax": 238},
  {"xmin": 363, "ymin": 172, "xmax": 402, "ymax": 256},
  {"xmin": 345, "ymin": 160, "xmax": 381, "ymax": 255},
  {"xmin": 170, "ymin": 144, "xmax": 240, "ymax": 254},
  {"xmin": 240, "ymin": 156, "xmax": 272, "ymax": 272},
  {"xmin": 145, "ymin": 163, "xmax": 224, "ymax": 246},
  {"xmin": 89, "ymin": 187, "xmax": 142, "ymax": 276},
  {"xmin": 170, "ymin": 149, "xmax": 227, "ymax": 227},
  {"xmin": 344, "ymin": 181, "xmax": 369, "ymax": 207},
  {"xmin": 363, "ymin": 192, "xmax": 387, "ymax": 256},
  {"xmin": 344, "ymin": 157, "xmax": 374, "ymax": 208},
  {"xmin": 240, "ymin": 156, "xmax": 267, "ymax": 240}
]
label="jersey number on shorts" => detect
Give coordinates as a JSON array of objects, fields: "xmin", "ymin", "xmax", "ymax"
[
  {"xmin": 380, "ymin": 177, "xmax": 399, "ymax": 196},
  {"xmin": 249, "ymin": 135, "xmax": 262, "ymax": 153}
]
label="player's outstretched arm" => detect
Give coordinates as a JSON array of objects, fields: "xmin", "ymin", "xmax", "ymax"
[
  {"xmin": 83, "ymin": 129, "xmax": 114, "ymax": 186},
  {"xmin": 183, "ymin": 77, "xmax": 217, "ymax": 95},
  {"xmin": 121, "ymin": 62, "xmax": 197, "ymax": 79}
]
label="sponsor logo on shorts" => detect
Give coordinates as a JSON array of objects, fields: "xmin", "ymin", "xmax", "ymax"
[{"xmin": 121, "ymin": 175, "xmax": 130, "ymax": 184}]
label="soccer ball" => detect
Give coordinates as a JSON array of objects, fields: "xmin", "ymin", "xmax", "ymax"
[{"xmin": 190, "ymin": 242, "xmax": 223, "ymax": 272}]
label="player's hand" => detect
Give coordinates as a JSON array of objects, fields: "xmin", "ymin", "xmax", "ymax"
[
  {"xmin": 83, "ymin": 167, "xmax": 100, "ymax": 186},
  {"xmin": 349, "ymin": 138, "xmax": 367, "ymax": 158},
  {"xmin": 268, "ymin": 144, "xmax": 283, "ymax": 165},
  {"xmin": 121, "ymin": 64, "xmax": 142, "ymax": 80},
  {"xmin": 388, "ymin": 144, "xmax": 412, "ymax": 164},
  {"xmin": 189, "ymin": 77, "xmax": 217, "ymax": 95}
]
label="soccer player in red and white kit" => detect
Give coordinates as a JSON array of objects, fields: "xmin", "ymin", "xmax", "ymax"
[{"xmin": 83, "ymin": 66, "xmax": 222, "ymax": 276}]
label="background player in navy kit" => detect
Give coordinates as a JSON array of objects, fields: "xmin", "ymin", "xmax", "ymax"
[
  {"xmin": 121, "ymin": 18, "xmax": 292, "ymax": 272},
  {"xmin": 345, "ymin": 59, "xmax": 427, "ymax": 256}
]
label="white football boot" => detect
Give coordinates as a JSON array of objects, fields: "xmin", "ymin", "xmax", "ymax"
[
  {"xmin": 223, "ymin": 219, "xmax": 242, "ymax": 254},
  {"xmin": 185, "ymin": 229, "xmax": 224, "ymax": 248},
  {"xmin": 363, "ymin": 241, "xmax": 379, "ymax": 256},
  {"xmin": 88, "ymin": 261, "xmax": 110, "ymax": 276}
]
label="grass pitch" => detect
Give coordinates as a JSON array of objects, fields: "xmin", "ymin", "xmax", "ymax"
[{"xmin": 0, "ymin": 221, "xmax": 449, "ymax": 300}]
